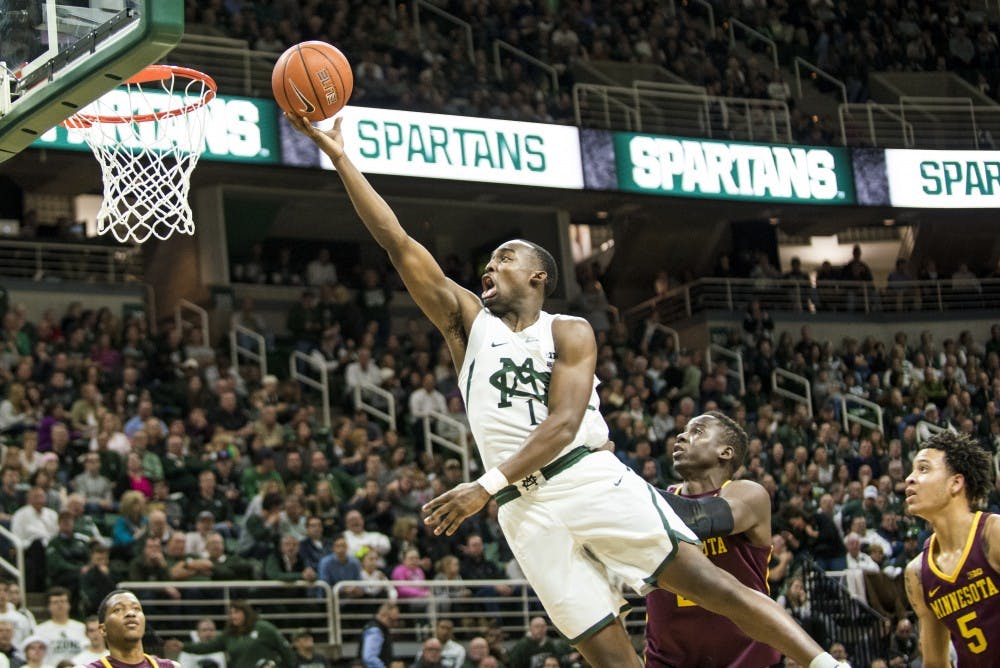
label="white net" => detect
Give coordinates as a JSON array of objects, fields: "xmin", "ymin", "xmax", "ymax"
[{"xmin": 64, "ymin": 66, "xmax": 215, "ymax": 244}]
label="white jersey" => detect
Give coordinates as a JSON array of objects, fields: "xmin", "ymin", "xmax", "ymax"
[{"xmin": 458, "ymin": 309, "xmax": 608, "ymax": 471}]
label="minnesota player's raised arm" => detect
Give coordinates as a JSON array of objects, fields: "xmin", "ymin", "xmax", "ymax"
[{"xmin": 285, "ymin": 114, "xmax": 482, "ymax": 339}]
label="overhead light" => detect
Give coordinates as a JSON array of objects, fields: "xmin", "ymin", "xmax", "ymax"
[
  {"xmin": 769, "ymin": 217, "xmax": 779, "ymax": 225},
  {"xmin": 883, "ymin": 218, "xmax": 895, "ymax": 226},
  {"xmin": 596, "ymin": 210, "xmax": 609, "ymax": 220}
]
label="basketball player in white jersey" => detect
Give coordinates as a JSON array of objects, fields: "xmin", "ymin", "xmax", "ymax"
[{"xmin": 286, "ymin": 112, "xmax": 848, "ymax": 668}]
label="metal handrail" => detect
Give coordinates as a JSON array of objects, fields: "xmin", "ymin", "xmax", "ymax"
[
  {"xmin": 493, "ymin": 40, "xmax": 559, "ymax": 94},
  {"xmin": 175, "ymin": 299, "xmax": 209, "ymax": 342},
  {"xmin": 772, "ymin": 368, "xmax": 813, "ymax": 418},
  {"xmin": 290, "ymin": 351, "xmax": 330, "ymax": 428},
  {"xmin": 793, "ymin": 57, "xmax": 848, "ymax": 106},
  {"xmin": 118, "ymin": 579, "xmax": 334, "ymax": 642},
  {"xmin": 690, "ymin": 0, "xmax": 716, "ymax": 38},
  {"xmin": 229, "ymin": 325, "xmax": 267, "ymax": 379},
  {"xmin": 423, "ymin": 411, "xmax": 472, "ymax": 482},
  {"xmin": 573, "ymin": 84, "xmax": 639, "ymax": 130},
  {"xmin": 838, "ymin": 102, "xmax": 915, "ymax": 147},
  {"xmin": 916, "ymin": 419, "xmax": 947, "ymax": 444},
  {"xmin": 413, "ymin": 0, "xmax": 475, "ymax": 64},
  {"xmin": 624, "ymin": 276, "xmax": 1000, "ymax": 324},
  {"xmin": 0, "ymin": 524, "xmax": 25, "ymax": 596},
  {"xmin": 354, "ymin": 382, "xmax": 397, "ymax": 432},
  {"xmin": 706, "ymin": 344, "xmax": 745, "ymax": 396},
  {"xmin": 332, "ymin": 578, "xmax": 535, "ymax": 646},
  {"xmin": 840, "ymin": 394, "xmax": 884, "ymax": 435},
  {"xmin": 0, "ymin": 239, "xmax": 143, "ymax": 283},
  {"xmin": 728, "ymin": 18, "xmax": 778, "ymax": 71}
]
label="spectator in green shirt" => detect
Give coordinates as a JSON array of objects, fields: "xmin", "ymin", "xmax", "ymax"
[{"xmin": 182, "ymin": 600, "xmax": 296, "ymax": 668}]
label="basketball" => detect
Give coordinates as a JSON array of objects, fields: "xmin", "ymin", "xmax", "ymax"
[{"xmin": 271, "ymin": 40, "xmax": 353, "ymax": 122}]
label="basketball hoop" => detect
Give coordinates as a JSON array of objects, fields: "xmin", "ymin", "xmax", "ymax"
[{"xmin": 63, "ymin": 65, "xmax": 217, "ymax": 243}]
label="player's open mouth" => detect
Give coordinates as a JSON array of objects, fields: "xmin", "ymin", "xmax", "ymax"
[{"xmin": 481, "ymin": 276, "xmax": 497, "ymax": 300}]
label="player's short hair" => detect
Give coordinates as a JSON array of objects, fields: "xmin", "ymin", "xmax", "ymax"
[
  {"xmin": 704, "ymin": 411, "xmax": 749, "ymax": 472},
  {"xmin": 922, "ymin": 431, "xmax": 994, "ymax": 508},
  {"xmin": 97, "ymin": 589, "xmax": 133, "ymax": 623},
  {"xmin": 515, "ymin": 239, "xmax": 558, "ymax": 297}
]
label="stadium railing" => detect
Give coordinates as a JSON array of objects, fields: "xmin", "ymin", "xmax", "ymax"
[
  {"xmin": 175, "ymin": 298, "xmax": 210, "ymax": 343},
  {"xmin": 840, "ymin": 97, "xmax": 1000, "ymax": 149},
  {"xmin": 331, "ymin": 578, "xmax": 647, "ymax": 658},
  {"xmin": 413, "ymin": 0, "xmax": 475, "ymax": 64},
  {"xmin": 706, "ymin": 343, "xmax": 746, "ymax": 396},
  {"xmin": 159, "ymin": 34, "xmax": 996, "ymax": 150},
  {"xmin": 625, "ymin": 277, "xmax": 1000, "ymax": 324},
  {"xmin": 0, "ymin": 239, "xmax": 143, "ymax": 283},
  {"xmin": 772, "ymin": 368, "xmax": 813, "ymax": 418},
  {"xmin": 728, "ymin": 18, "xmax": 779, "ymax": 71},
  {"xmin": 840, "ymin": 394, "xmax": 885, "ymax": 435},
  {"xmin": 422, "ymin": 411, "xmax": 473, "ymax": 482},
  {"xmin": 354, "ymin": 381, "xmax": 397, "ymax": 433},
  {"xmin": 573, "ymin": 83, "xmax": 792, "ymax": 143},
  {"xmin": 290, "ymin": 351, "xmax": 331, "ymax": 428},
  {"xmin": 0, "ymin": 525, "xmax": 25, "ymax": 597},
  {"xmin": 229, "ymin": 324, "xmax": 268, "ymax": 379},
  {"xmin": 800, "ymin": 560, "xmax": 891, "ymax": 667},
  {"xmin": 116, "ymin": 579, "xmax": 334, "ymax": 640}
]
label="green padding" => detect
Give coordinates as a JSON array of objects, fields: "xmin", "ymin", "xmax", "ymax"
[{"xmin": 0, "ymin": 0, "xmax": 184, "ymax": 162}]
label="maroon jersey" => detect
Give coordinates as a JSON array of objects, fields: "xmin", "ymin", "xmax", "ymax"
[
  {"xmin": 645, "ymin": 485, "xmax": 781, "ymax": 667},
  {"xmin": 921, "ymin": 511, "xmax": 1000, "ymax": 667},
  {"xmin": 84, "ymin": 656, "xmax": 177, "ymax": 668}
]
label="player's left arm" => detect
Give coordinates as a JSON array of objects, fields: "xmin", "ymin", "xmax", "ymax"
[
  {"xmin": 719, "ymin": 480, "xmax": 772, "ymax": 546},
  {"xmin": 657, "ymin": 481, "xmax": 769, "ymax": 544},
  {"xmin": 423, "ymin": 317, "xmax": 596, "ymax": 536}
]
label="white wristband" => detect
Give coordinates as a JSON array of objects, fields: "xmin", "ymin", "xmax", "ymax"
[
  {"xmin": 477, "ymin": 467, "xmax": 509, "ymax": 495},
  {"xmin": 809, "ymin": 653, "xmax": 845, "ymax": 668}
]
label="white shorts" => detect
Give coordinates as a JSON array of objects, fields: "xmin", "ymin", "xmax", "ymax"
[{"xmin": 497, "ymin": 449, "xmax": 698, "ymax": 643}]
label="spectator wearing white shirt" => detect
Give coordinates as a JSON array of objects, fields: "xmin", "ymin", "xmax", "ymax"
[
  {"xmin": 10, "ymin": 487, "xmax": 57, "ymax": 592},
  {"xmin": 306, "ymin": 248, "xmax": 338, "ymax": 287},
  {"xmin": 408, "ymin": 373, "xmax": 448, "ymax": 440},
  {"xmin": 34, "ymin": 587, "xmax": 86, "ymax": 664},
  {"xmin": 344, "ymin": 348, "xmax": 383, "ymax": 407},
  {"xmin": 0, "ymin": 581, "xmax": 31, "ymax": 647},
  {"xmin": 843, "ymin": 532, "xmax": 879, "ymax": 604},
  {"xmin": 343, "ymin": 510, "xmax": 390, "ymax": 567}
]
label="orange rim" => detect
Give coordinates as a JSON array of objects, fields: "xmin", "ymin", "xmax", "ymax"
[{"xmin": 63, "ymin": 64, "xmax": 217, "ymax": 128}]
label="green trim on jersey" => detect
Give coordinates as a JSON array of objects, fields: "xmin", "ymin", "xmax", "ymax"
[
  {"xmin": 566, "ymin": 611, "xmax": 616, "ymax": 645},
  {"xmin": 494, "ymin": 446, "xmax": 593, "ymax": 507},
  {"xmin": 464, "ymin": 358, "xmax": 475, "ymax": 412},
  {"xmin": 641, "ymin": 484, "xmax": 699, "ymax": 586}
]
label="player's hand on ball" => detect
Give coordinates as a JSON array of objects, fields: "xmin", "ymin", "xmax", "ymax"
[
  {"xmin": 423, "ymin": 482, "xmax": 490, "ymax": 536},
  {"xmin": 285, "ymin": 113, "xmax": 345, "ymax": 161}
]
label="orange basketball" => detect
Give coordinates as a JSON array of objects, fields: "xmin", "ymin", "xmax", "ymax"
[{"xmin": 271, "ymin": 41, "xmax": 353, "ymax": 122}]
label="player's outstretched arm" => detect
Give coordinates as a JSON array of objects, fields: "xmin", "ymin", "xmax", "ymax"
[
  {"xmin": 904, "ymin": 556, "xmax": 951, "ymax": 667},
  {"xmin": 719, "ymin": 480, "xmax": 772, "ymax": 545},
  {"xmin": 285, "ymin": 113, "xmax": 481, "ymax": 337},
  {"xmin": 656, "ymin": 481, "xmax": 769, "ymax": 543},
  {"xmin": 423, "ymin": 317, "xmax": 596, "ymax": 536}
]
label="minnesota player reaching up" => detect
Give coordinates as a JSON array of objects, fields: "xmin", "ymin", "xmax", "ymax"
[
  {"xmin": 904, "ymin": 432, "xmax": 1000, "ymax": 667},
  {"xmin": 285, "ymin": 112, "xmax": 848, "ymax": 668},
  {"xmin": 647, "ymin": 412, "xmax": 781, "ymax": 667}
]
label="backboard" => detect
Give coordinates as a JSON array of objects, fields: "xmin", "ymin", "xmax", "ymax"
[{"xmin": 0, "ymin": 0, "xmax": 183, "ymax": 163}]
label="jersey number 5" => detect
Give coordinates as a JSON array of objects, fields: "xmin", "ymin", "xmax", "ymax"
[{"xmin": 957, "ymin": 611, "xmax": 988, "ymax": 654}]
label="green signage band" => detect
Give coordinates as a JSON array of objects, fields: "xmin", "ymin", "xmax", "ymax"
[
  {"xmin": 31, "ymin": 94, "xmax": 280, "ymax": 164},
  {"xmin": 611, "ymin": 133, "xmax": 855, "ymax": 205}
]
